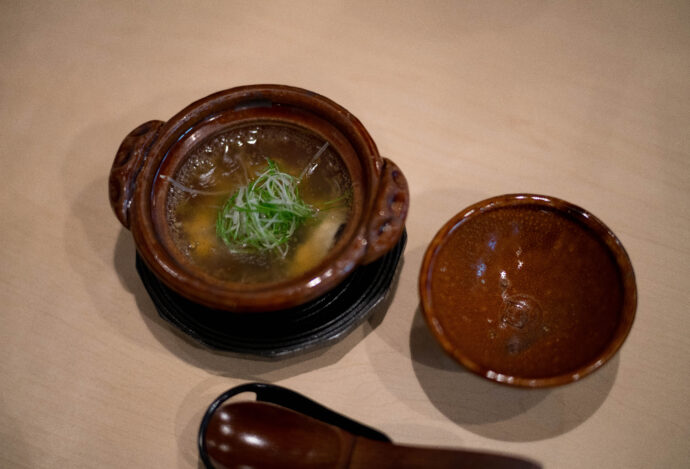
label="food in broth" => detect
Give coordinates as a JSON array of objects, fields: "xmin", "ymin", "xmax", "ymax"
[{"xmin": 165, "ymin": 124, "xmax": 352, "ymax": 284}]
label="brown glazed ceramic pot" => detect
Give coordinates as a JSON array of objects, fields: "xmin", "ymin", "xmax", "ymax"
[
  {"xmin": 109, "ymin": 85, "xmax": 408, "ymax": 312},
  {"xmin": 419, "ymin": 194, "xmax": 636, "ymax": 387}
]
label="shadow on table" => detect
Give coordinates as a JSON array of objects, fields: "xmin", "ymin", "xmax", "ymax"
[
  {"xmin": 112, "ymin": 227, "xmax": 399, "ymax": 382},
  {"xmin": 409, "ymin": 306, "xmax": 618, "ymax": 442},
  {"xmin": 0, "ymin": 403, "xmax": 32, "ymax": 468},
  {"xmin": 64, "ymin": 151, "xmax": 398, "ymax": 380}
]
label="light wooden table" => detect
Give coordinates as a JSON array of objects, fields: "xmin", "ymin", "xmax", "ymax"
[{"xmin": 2, "ymin": 1, "xmax": 688, "ymax": 467}]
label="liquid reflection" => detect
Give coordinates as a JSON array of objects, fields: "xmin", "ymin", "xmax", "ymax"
[{"xmin": 475, "ymin": 262, "xmax": 486, "ymax": 278}]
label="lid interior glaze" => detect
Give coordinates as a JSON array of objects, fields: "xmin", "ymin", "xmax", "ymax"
[{"xmin": 420, "ymin": 194, "xmax": 636, "ymax": 387}]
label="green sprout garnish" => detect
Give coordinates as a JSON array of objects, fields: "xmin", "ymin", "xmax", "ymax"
[{"xmin": 216, "ymin": 159, "xmax": 315, "ymax": 257}]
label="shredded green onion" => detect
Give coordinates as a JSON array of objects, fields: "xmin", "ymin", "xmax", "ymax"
[{"xmin": 216, "ymin": 159, "xmax": 315, "ymax": 257}]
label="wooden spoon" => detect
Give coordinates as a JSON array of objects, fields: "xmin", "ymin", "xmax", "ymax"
[{"xmin": 203, "ymin": 401, "xmax": 540, "ymax": 469}]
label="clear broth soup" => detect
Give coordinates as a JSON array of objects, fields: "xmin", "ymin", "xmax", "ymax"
[{"xmin": 165, "ymin": 124, "xmax": 352, "ymax": 283}]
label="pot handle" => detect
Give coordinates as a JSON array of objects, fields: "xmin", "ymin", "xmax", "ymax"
[
  {"xmin": 108, "ymin": 120, "xmax": 164, "ymax": 229},
  {"xmin": 361, "ymin": 158, "xmax": 409, "ymax": 264}
]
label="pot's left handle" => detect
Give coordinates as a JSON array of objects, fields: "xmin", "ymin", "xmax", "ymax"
[
  {"xmin": 361, "ymin": 158, "xmax": 410, "ymax": 265},
  {"xmin": 108, "ymin": 120, "xmax": 164, "ymax": 229}
]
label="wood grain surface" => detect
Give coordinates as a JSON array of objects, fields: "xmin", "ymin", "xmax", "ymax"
[{"xmin": 1, "ymin": 1, "xmax": 688, "ymax": 468}]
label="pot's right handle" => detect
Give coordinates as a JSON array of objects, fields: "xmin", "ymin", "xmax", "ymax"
[
  {"xmin": 361, "ymin": 158, "xmax": 409, "ymax": 265},
  {"xmin": 108, "ymin": 120, "xmax": 164, "ymax": 229}
]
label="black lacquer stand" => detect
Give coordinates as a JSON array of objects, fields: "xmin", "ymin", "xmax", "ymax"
[{"xmin": 136, "ymin": 231, "xmax": 406, "ymax": 357}]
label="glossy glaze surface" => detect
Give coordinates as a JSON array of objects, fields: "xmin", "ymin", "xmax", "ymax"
[
  {"xmin": 420, "ymin": 195, "xmax": 636, "ymax": 387},
  {"xmin": 109, "ymin": 85, "xmax": 409, "ymax": 312},
  {"xmin": 205, "ymin": 402, "xmax": 352, "ymax": 469}
]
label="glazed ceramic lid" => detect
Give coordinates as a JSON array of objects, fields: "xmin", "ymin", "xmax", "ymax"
[{"xmin": 419, "ymin": 194, "xmax": 637, "ymax": 387}]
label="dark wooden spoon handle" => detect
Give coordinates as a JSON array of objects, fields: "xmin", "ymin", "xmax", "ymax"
[{"xmin": 351, "ymin": 437, "xmax": 540, "ymax": 469}]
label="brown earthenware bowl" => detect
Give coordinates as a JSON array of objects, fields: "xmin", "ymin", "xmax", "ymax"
[
  {"xmin": 109, "ymin": 85, "xmax": 408, "ymax": 312},
  {"xmin": 419, "ymin": 194, "xmax": 636, "ymax": 387}
]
